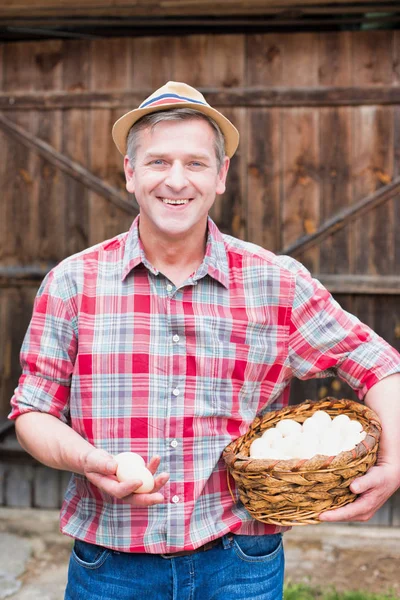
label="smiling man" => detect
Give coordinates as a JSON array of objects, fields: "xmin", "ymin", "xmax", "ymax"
[{"xmin": 9, "ymin": 82, "xmax": 400, "ymax": 600}]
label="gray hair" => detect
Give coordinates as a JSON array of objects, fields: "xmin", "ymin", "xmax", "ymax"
[{"xmin": 126, "ymin": 108, "xmax": 226, "ymax": 170}]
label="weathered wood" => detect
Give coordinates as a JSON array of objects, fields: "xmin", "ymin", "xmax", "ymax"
[
  {"xmin": 0, "ymin": 288, "xmax": 38, "ymax": 418},
  {"xmin": 316, "ymin": 275, "xmax": 400, "ymax": 295},
  {"xmin": 280, "ymin": 177, "xmax": 400, "ymax": 257},
  {"xmin": 4, "ymin": 86, "xmax": 400, "ymax": 110},
  {"xmin": 281, "ymin": 107, "xmax": 320, "ymax": 272},
  {"xmin": 0, "ymin": 112, "xmax": 138, "ymax": 215},
  {"xmin": 33, "ymin": 466, "xmax": 61, "ymax": 508},
  {"xmin": 88, "ymin": 38, "xmax": 137, "ymax": 246},
  {"xmin": 4, "ymin": 464, "xmax": 34, "ymax": 507},
  {"xmin": 318, "ymin": 108, "xmax": 352, "ymax": 274},
  {"xmin": 2, "ymin": 267, "xmax": 399, "ymax": 295},
  {"xmin": 246, "ymin": 108, "xmax": 281, "ymax": 251},
  {"xmin": 0, "ymin": 0, "xmax": 395, "ymax": 18},
  {"xmin": 351, "ymin": 107, "xmax": 394, "ymax": 275}
]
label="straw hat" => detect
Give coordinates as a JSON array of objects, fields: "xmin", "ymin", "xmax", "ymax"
[{"xmin": 112, "ymin": 81, "xmax": 240, "ymax": 158}]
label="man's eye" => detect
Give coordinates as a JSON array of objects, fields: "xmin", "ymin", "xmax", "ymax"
[
  {"xmin": 190, "ymin": 161, "xmax": 203, "ymax": 167},
  {"xmin": 152, "ymin": 159, "xmax": 164, "ymax": 165}
]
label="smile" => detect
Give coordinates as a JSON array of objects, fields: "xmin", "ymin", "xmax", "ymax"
[{"xmin": 161, "ymin": 198, "xmax": 190, "ymax": 205}]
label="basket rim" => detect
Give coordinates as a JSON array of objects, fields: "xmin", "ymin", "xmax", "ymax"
[{"xmin": 223, "ymin": 397, "xmax": 381, "ymax": 474}]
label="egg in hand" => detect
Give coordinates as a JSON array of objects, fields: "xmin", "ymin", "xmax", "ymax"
[{"xmin": 114, "ymin": 452, "xmax": 154, "ymax": 493}]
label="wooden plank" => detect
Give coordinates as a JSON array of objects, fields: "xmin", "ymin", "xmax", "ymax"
[
  {"xmin": 88, "ymin": 37, "xmax": 136, "ymax": 246},
  {"xmin": 5, "ymin": 464, "xmax": 34, "ymax": 507},
  {"xmin": 0, "ymin": 0, "xmax": 393, "ymax": 18},
  {"xmin": 61, "ymin": 110, "xmax": 90, "ymax": 257},
  {"xmin": 281, "ymin": 107, "xmax": 320, "ymax": 273},
  {"xmin": 245, "ymin": 108, "xmax": 281, "ymax": 251},
  {"xmin": 246, "ymin": 33, "xmax": 283, "ymax": 87},
  {"xmin": 351, "ymin": 106, "xmax": 394, "ymax": 275},
  {"xmin": 393, "ymin": 106, "xmax": 400, "ymax": 271},
  {"xmin": 394, "ymin": 30, "xmax": 400, "ymax": 87},
  {"xmin": 318, "ymin": 31, "xmax": 352, "ymax": 87},
  {"xmin": 316, "ymin": 275, "xmax": 400, "ymax": 295},
  {"xmin": 4, "ymin": 87, "xmax": 400, "ymax": 110},
  {"xmin": 33, "ymin": 466, "xmax": 61, "ymax": 508},
  {"xmin": 2, "ymin": 267, "xmax": 399, "ymax": 295},
  {"xmin": 317, "ymin": 103, "xmax": 352, "ymax": 271},
  {"xmin": 317, "ymin": 32, "xmax": 353, "ymax": 273},
  {"xmin": 173, "ymin": 35, "xmax": 214, "ymax": 87},
  {"xmin": 131, "ymin": 36, "xmax": 175, "ymax": 89},
  {"xmin": 0, "ymin": 112, "xmax": 138, "ymax": 215},
  {"xmin": 280, "ymin": 176, "xmax": 400, "ymax": 257},
  {"xmin": 352, "ymin": 31, "xmax": 394, "ymax": 87},
  {"xmin": 0, "ymin": 287, "xmax": 38, "ymax": 418},
  {"xmin": 206, "ymin": 35, "xmax": 246, "ymax": 238}
]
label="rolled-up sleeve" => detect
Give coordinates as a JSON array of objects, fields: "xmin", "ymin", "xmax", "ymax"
[
  {"xmin": 9, "ymin": 269, "xmax": 77, "ymax": 423},
  {"xmin": 288, "ymin": 267, "xmax": 400, "ymax": 399}
]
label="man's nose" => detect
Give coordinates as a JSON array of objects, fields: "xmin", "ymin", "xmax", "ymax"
[{"xmin": 165, "ymin": 162, "xmax": 187, "ymax": 190}]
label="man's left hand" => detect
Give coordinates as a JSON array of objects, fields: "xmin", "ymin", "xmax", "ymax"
[{"xmin": 319, "ymin": 462, "xmax": 400, "ymax": 522}]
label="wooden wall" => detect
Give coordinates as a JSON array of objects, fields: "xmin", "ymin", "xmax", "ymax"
[{"xmin": 0, "ymin": 30, "xmax": 399, "ymax": 519}]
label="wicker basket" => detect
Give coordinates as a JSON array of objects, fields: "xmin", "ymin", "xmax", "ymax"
[{"xmin": 223, "ymin": 397, "xmax": 381, "ymax": 526}]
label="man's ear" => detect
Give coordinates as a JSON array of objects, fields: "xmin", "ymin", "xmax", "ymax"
[
  {"xmin": 124, "ymin": 156, "xmax": 135, "ymax": 194},
  {"xmin": 216, "ymin": 156, "xmax": 230, "ymax": 196}
]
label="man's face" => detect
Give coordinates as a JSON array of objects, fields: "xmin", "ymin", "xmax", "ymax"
[{"xmin": 124, "ymin": 118, "xmax": 230, "ymax": 243}]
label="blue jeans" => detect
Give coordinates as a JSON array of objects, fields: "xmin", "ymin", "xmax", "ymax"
[{"xmin": 65, "ymin": 533, "xmax": 284, "ymax": 600}]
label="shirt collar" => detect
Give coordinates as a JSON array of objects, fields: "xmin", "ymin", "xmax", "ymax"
[{"xmin": 122, "ymin": 215, "xmax": 229, "ymax": 289}]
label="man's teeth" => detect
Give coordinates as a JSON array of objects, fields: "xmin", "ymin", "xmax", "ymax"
[{"xmin": 162, "ymin": 198, "xmax": 189, "ymax": 205}]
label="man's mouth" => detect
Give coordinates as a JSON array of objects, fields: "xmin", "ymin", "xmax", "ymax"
[{"xmin": 161, "ymin": 198, "xmax": 190, "ymax": 205}]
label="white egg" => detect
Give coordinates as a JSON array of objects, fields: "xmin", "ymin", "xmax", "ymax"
[
  {"xmin": 275, "ymin": 419, "xmax": 302, "ymax": 437},
  {"xmin": 115, "ymin": 454, "xmax": 154, "ymax": 493},
  {"xmin": 346, "ymin": 420, "xmax": 363, "ymax": 436},
  {"xmin": 319, "ymin": 439, "xmax": 342, "ymax": 456},
  {"xmin": 331, "ymin": 414, "xmax": 351, "ymax": 429},
  {"xmin": 292, "ymin": 437, "xmax": 320, "ymax": 459},
  {"xmin": 272, "ymin": 435, "xmax": 296, "ymax": 458},
  {"xmin": 260, "ymin": 448, "xmax": 283, "ymax": 460},
  {"xmin": 250, "ymin": 437, "xmax": 270, "ymax": 458},
  {"xmin": 340, "ymin": 437, "xmax": 358, "ymax": 452},
  {"xmin": 311, "ymin": 410, "xmax": 332, "ymax": 429},
  {"xmin": 261, "ymin": 427, "xmax": 283, "ymax": 446},
  {"xmin": 114, "ymin": 452, "xmax": 146, "ymax": 467},
  {"xmin": 302, "ymin": 417, "xmax": 322, "ymax": 437}
]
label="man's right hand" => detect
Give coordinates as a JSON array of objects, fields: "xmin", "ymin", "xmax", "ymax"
[{"xmin": 82, "ymin": 449, "xmax": 170, "ymax": 507}]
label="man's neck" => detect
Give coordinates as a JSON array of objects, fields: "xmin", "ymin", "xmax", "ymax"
[{"xmin": 139, "ymin": 224, "xmax": 207, "ymax": 287}]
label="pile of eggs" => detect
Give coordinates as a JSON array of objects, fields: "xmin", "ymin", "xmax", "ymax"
[{"xmin": 249, "ymin": 410, "xmax": 367, "ymax": 460}]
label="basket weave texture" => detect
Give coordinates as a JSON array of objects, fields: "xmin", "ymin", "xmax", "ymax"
[{"xmin": 223, "ymin": 398, "xmax": 381, "ymax": 526}]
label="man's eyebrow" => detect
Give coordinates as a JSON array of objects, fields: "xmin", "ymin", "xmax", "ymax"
[{"xmin": 143, "ymin": 151, "xmax": 211, "ymax": 161}]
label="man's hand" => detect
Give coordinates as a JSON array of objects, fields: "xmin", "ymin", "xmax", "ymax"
[
  {"xmin": 83, "ymin": 449, "xmax": 170, "ymax": 507},
  {"xmin": 319, "ymin": 461, "xmax": 400, "ymax": 522}
]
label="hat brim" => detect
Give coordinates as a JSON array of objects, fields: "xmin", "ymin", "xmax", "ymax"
[{"xmin": 112, "ymin": 102, "xmax": 239, "ymax": 159}]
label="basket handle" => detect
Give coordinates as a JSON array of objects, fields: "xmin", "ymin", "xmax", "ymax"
[{"xmin": 226, "ymin": 469, "xmax": 238, "ymax": 503}]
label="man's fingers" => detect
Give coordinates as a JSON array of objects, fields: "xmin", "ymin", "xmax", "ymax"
[
  {"xmin": 147, "ymin": 455, "xmax": 161, "ymax": 475},
  {"xmin": 87, "ymin": 472, "xmax": 144, "ymax": 498},
  {"xmin": 152, "ymin": 472, "xmax": 170, "ymax": 492}
]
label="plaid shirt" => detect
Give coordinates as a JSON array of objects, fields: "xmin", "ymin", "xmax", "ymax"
[{"xmin": 9, "ymin": 217, "xmax": 400, "ymax": 553}]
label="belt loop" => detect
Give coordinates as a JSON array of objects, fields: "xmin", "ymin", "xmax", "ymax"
[{"xmin": 222, "ymin": 533, "xmax": 234, "ymax": 549}]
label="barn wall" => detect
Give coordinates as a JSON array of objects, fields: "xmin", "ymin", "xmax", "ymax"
[{"xmin": 0, "ymin": 30, "xmax": 399, "ymax": 518}]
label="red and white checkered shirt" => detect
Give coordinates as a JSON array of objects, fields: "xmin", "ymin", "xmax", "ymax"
[{"xmin": 9, "ymin": 217, "xmax": 400, "ymax": 552}]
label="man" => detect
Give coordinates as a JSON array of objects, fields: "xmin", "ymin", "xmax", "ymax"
[{"xmin": 9, "ymin": 81, "xmax": 400, "ymax": 600}]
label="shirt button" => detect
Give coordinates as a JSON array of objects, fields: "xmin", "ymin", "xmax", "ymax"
[
  {"xmin": 166, "ymin": 284, "xmax": 173, "ymax": 292},
  {"xmin": 170, "ymin": 439, "xmax": 178, "ymax": 448},
  {"xmin": 172, "ymin": 389, "xmax": 180, "ymax": 397},
  {"xmin": 172, "ymin": 495, "xmax": 180, "ymax": 504},
  {"xmin": 172, "ymin": 334, "xmax": 180, "ymax": 343}
]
